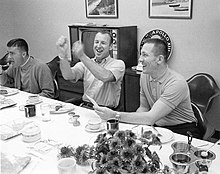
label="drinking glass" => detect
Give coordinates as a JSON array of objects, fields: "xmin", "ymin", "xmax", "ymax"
[{"xmin": 40, "ymin": 103, "xmax": 51, "ymax": 122}]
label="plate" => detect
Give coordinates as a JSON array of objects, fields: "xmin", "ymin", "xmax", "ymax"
[
  {"xmin": 85, "ymin": 124, "xmax": 105, "ymax": 133},
  {"xmin": 132, "ymin": 126, "xmax": 174, "ymax": 144},
  {"xmin": 0, "ymin": 124, "xmax": 21, "ymax": 140},
  {"xmin": 26, "ymin": 98, "xmax": 43, "ymax": 105},
  {"xmin": 50, "ymin": 104, "xmax": 75, "ymax": 114},
  {"xmin": 155, "ymin": 127, "xmax": 174, "ymax": 144},
  {"xmin": 1, "ymin": 88, "xmax": 19, "ymax": 96},
  {"xmin": 0, "ymin": 99, "xmax": 17, "ymax": 110}
]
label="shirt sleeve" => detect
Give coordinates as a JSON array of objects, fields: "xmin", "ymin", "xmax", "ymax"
[
  {"xmin": 159, "ymin": 80, "xmax": 188, "ymax": 109},
  {"xmin": 37, "ymin": 64, "xmax": 54, "ymax": 98},
  {"xmin": 107, "ymin": 59, "xmax": 125, "ymax": 82},
  {"xmin": 70, "ymin": 62, "xmax": 85, "ymax": 83}
]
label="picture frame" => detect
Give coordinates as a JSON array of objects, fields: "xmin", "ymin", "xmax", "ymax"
[
  {"xmin": 85, "ymin": 0, "xmax": 118, "ymax": 18},
  {"xmin": 149, "ymin": 0, "xmax": 192, "ymax": 19}
]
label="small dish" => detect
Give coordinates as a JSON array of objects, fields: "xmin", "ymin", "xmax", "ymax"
[
  {"xmin": 1, "ymin": 88, "xmax": 19, "ymax": 96},
  {"xmin": 85, "ymin": 123, "xmax": 105, "ymax": 133}
]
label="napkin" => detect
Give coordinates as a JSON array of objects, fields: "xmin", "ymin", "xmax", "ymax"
[{"xmin": 1, "ymin": 152, "xmax": 31, "ymax": 174}]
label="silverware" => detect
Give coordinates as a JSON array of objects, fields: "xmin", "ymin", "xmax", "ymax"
[
  {"xmin": 4, "ymin": 133, "xmax": 21, "ymax": 140},
  {"xmin": 206, "ymin": 139, "xmax": 220, "ymax": 152},
  {"xmin": 27, "ymin": 152, "xmax": 44, "ymax": 160}
]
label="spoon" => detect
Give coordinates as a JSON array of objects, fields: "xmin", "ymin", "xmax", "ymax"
[{"xmin": 201, "ymin": 139, "xmax": 220, "ymax": 157}]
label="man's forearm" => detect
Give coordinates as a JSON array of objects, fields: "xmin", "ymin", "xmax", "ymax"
[
  {"xmin": 119, "ymin": 111, "xmax": 153, "ymax": 125},
  {"xmin": 59, "ymin": 59, "xmax": 75, "ymax": 80}
]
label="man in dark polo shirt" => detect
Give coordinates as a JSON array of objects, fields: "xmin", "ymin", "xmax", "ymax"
[{"xmin": 94, "ymin": 38, "xmax": 201, "ymax": 139}]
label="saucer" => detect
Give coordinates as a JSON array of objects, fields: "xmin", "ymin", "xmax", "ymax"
[
  {"xmin": 26, "ymin": 99, "xmax": 42, "ymax": 105},
  {"xmin": 85, "ymin": 124, "xmax": 105, "ymax": 133}
]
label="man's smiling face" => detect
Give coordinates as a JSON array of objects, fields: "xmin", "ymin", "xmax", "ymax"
[{"xmin": 93, "ymin": 32, "xmax": 112, "ymax": 61}]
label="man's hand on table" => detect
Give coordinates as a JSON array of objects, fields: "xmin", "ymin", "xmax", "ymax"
[{"xmin": 94, "ymin": 105, "xmax": 116, "ymax": 121}]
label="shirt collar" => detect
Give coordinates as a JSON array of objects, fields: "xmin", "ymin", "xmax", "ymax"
[
  {"xmin": 94, "ymin": 55, "xmax": 111, "ymax": 64},
  {"xmin": 149, "ymin": 66, "xmax": 169, "ymax": 84},
  {"xmin": 20, "ymin": 56, "xmax": 33, "ymax": 70}
]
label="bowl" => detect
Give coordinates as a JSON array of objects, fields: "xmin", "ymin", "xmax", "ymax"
[
  {"xmin": 171, "ymin": 141, "xmax": 190, "ymax": 153},
  {"xmin": 194, "ymin": 149, "xmax": 216, "ymax": 168},
  {"xmin": 169, "ymin": 152, "xmax": 191, "ymax": 174}
]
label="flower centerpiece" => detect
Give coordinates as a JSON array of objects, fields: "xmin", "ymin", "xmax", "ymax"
[{"xmin": 58, "ymin": 129, "xmax": 172, "ymax": 174}]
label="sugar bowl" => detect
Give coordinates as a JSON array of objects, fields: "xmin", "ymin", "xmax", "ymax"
[{"xmin": 169, "ymin": 152, "xmax": 191, "ymax": 174}]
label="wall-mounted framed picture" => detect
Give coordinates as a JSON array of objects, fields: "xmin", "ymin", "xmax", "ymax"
[
  {"xmin": 149, "ymin": 0, "xmax": 192, "ymax": 19},
  {"xmin": 85, "ymin": 0, "xmax": 118, "ymax": 18}
]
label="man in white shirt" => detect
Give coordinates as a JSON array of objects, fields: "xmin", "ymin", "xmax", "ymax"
[{"xmin": 56, "ymin": 30, "xmax": 125, "ymax": 109}]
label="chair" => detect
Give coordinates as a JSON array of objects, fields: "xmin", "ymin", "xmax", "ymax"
[
  {"xmin": 47, "ymin": 56, "xmax": 60, "ymax": 100},
  {"xmin": 0, "ymin": 53, "xmax": 10, "ymax": 70},
  {"xmin": 187, "ymin": 73, "xmax": 220, "ymax": 115},
  {"xmin": 203, "ymin": 93, "xmax": 220, "ymax": 142},
  {"xmin": 191, "ymin": 102, "xmax": 206, "ymax": 140}
]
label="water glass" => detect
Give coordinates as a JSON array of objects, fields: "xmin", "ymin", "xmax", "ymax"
[{"xmin": 40, "ymin": 103, "xmax": 51, "ymax": 122}]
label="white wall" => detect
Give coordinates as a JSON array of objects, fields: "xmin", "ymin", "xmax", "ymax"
[
  {"xmin": 0, "ymin": 1, "xmax": 15, "ymax": 53},
  {"xmin": 0, "ymin": 0, "xmax": 220, "ymax": 86}
]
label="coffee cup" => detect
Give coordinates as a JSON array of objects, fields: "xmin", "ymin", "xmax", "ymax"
[
  {"xmin": 57, "ymin": 157, "xmax": 76, "ymax": 174},
  {"xmin": 87, "ymin": 118, "xmax": 102, "ymax": 130},
  {"xmin": 106, "ymin": 118, "xmax": 119, "ymax": 130},
  {"xmin": 24, "ymin": 104, "xmax": 36, "ymax": 117}
]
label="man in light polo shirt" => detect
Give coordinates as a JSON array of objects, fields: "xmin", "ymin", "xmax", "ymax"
[
  {"xmin": 56, "ymin": 30, "xmax": 125, "ymax": 110},
  {"xmin": 94, "ymin": 38, "xmax": 202, "ymax": 139}
]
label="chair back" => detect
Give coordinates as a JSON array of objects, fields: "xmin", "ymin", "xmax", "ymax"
[
  {"xmin": 203, "ymin": 93, "xmax": 220, "ymax": 142},
  {"xmin": 187, "ymin": 73, "xmax": 220, "ymax": 114},
  {"xmin": 191, "ymin": 102, "xmax": 206, "ymax": 139},
  {"xmin": 47, "ymin": 56, "xmax": 60, "ymax": 99}
]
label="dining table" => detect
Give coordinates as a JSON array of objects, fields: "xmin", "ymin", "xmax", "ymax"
[{"xmin": 0, "ymin": 87, "xmax": 220, "ymax": 174}]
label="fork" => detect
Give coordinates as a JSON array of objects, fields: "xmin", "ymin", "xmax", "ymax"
[{"xmin": 151, "ymin": 126, "xmax": 162, "ymax": 137}]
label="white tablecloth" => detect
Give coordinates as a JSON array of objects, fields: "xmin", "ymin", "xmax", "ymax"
[{"xmin": 1, "ymin": 89, "xmax": 220, "ymax": 174}]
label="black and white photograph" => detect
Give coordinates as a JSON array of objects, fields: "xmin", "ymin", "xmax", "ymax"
[
  {"xmin": 1, "ymin": 0, "xmax": 220, "ymax": 173},
  {"xmin": 149, "ymin": 0, "xmax": 192, "ymax": 19},
  {"xmin": 85, "ymin": 0, "xmax": 118, "ymax": 18}
]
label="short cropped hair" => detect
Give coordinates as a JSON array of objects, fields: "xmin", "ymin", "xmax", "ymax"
[
  {"xmin": 96, "ymin": 30, "xmax": 113, "ymax": 45},
  {"xmin": 7, "ymin": 38, "xmax": 29, "ymax": 54},
  {"xmin": 144, "ymin": 38, "xmax": 168, "ymax": 62}
]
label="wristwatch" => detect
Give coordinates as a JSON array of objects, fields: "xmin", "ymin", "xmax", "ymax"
[
  {"xmin": 0, "ymin": 65, "xmax": 3, "ymax": 75},
  {"xmin": 115, "ymin": 111, "xmax": 121, "ymax": 121}
]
